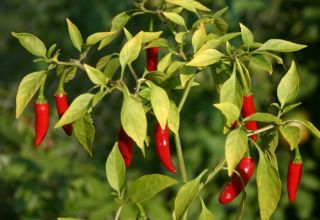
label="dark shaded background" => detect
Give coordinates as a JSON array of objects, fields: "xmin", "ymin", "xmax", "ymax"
[{"xmin": 0, "ymin": 0, "xmax": 319, "ymax": 219}]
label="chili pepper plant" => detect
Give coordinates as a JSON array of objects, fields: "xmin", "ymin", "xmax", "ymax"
[{"xmin": 12, "ymin": 0, "xmax": 320, "ymax": 219}]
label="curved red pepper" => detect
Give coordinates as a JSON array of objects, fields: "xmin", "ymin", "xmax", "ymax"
[
  {"xmin": 287, "ymin": 161, "xmax": 303, "ymax": 203},
  {"xmin": 155, "ymin": 123, "xmax": 176, "ymax": 173},
  {"xmin": 219, "ymin": 157, "xmax": 255, "ymax": 204},
  {"xmin": 55, "ymin": 93, "xmax": 72, "ymax": 136},
  {"xmin": 34, "ymin": 101, "xmax": 50, "ymax": 147},
  {"xmin": 146, "ymin": 47, "xmax": 159, "ymax": 72},
  {"xmin": 241, "ymin": 95, "xmax": 258, "ymax": 141},
  {"xmin": 118, "ymin": 126, "xmax": 134, "ymax": 167}
]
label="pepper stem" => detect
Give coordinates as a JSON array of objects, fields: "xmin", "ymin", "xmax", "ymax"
[
  {"xmin": 37, "ymin": 74, "xmax": 47, "ymax": 103},
  {"xmin": 149, "ymin": 17, "xmax": 154, "ymax": 32},
  {"xmin": 293, "ymin": 146, "xmax": 302, "ymax": 163},
  {"xmin": 55, "ymin": 69, "xmax": 67, "ymax": 95}
]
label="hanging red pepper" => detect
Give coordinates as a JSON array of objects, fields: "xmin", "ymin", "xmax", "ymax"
[
  {"xmin": 287, "ymin": 147, "xmax": 303, "ymax": 203},
  {"xmin": 219, "ymin": 156, "xmax": 255, "ymax": 204},
  {"xmin": 146, "ymin": 47, "xmax": 176, "ymax": 172},
  {"xmin": 155, "ymin": 122, "xmax": 176, "ymax": 173},
  {"xmin": 34, "ymin": 101, "xmax": 50, "ymax": 147},
  {"xmin": 55, "ymin": 93, "xmax": 72, "ymax": 136},
  {"xmin": 241, "ymin": 95, "xmax": 258, "ymax": 141},
  {"xmin": 146, "ymin": 47, "xmax": 159, "ymax": 72},
  {"xmin": 118, "ymin": 126, "xmax": 134, "ymax": 167}
]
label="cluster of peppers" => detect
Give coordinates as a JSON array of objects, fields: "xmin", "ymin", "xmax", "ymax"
[
  {"xmin": 218, "ymin": 95, "xmax": 303, "ymax": 204},
  {"xmin": 33, "ymin": 46, "xmax": 302, "ymax": 204},
  {"xmin": 34, "ymin": 76, "xmax": 72, "ymax": 147},
  {"xmin": 118, "ymin": 47, "xmax": 176, "ymax": 173}
]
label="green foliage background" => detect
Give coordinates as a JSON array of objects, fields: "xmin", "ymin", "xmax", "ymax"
[{"xmin": 0, "ymin": 0, "xmax": 319, "ymax": 219}]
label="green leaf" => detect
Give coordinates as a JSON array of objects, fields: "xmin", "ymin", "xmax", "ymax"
[
  {"xmin": 180, "ymin": 65, "xmax": 196, "ymax": 88},
  {"xmin": 12, "ymin": 32, "xmax": 47, "ymax": 57},
  {"xmin": 277, "ymin": 61, "xmax": 299, "ymax": 107},
  {"xmin": 122, "ymin": 28, "xmax": 132, "ymax": 40},
  {"xmin": 214, "ymin": 18, "xmax": 228, "ymax": 33},
  {"xmin": 16, "ymin": 71, "xmax": 46, "ymax": 118},
  {"xmin": 197, "ymin": 39, "xmax": 221, "ymax": 53},
  {"xmin": 213, "ymin": 102, "xmax": 240, "ymax": 129},
  {"xmin": 128, "ymin": 174, "xmax": 177, "ymax": 203},
  {"xmin": 104, "ymin": 58, "xmax": 120, "ymax": 79},
  {"xmin": 282, "ymin": 102, "xmax": 301, "ymax": 115},
  {"xmin": 174, "ymin": 171, "xmax": 207, "ymax": 220},
  {"xmin": 98, "ymin": 33, "xmax": 118, "ymax": 50},
  {"xmin": 256, "ymin": 51, "xmax": 283, "ymax": 65},
  {"xmin": 198, "ymin": 197, "xmax": 215, "ymax": 220},
  {"xmin": 144, "ymin": 38, "xmax": 169, "ymax": 48},
  {"xmin": 158, "ymin": 53, "xmax": 172, "ymax": 72},
  {"xmin": 163, "ymin": 12, "xmax": 186, "ymax": 27},
  {"xmin": 55, "ymin": 93, "xmax": 94, "ymax": 128},
  {"xmin": 66, "ymin": 18, "xmax": 83, "ymax": 52},
  {"xmin": 189, "ymin": 0, "xmax": 211, "ymax": 12},
  {"xmin": 111, "ymin": 11, "xmax": 131, "ymax": 31},
  {"xmin": 262, "ymin": 130, "xmax": 279, "ymax": 152},
  {"xmin": 106, "ymin": 142, "xmax": 126, "ymax": 194},
  {"xmin": 225, "ymin": 129, "xmax": 248, "ymax": 176},
  {"xmin": 73, "ymin": 114, "xmax": 95, "ymax": 156},
  {"xmin": 119, "ymin": 31, "xmax": 143, "ymax": 69},
  {"xmin": 244, "ymin": 113, "xmax": 281, "ymax": 124},
  {"xmin": 256, "ymin": 147, "xmax": 281, "ymax": 220},
  {"xmin": 149, "ymin": 81, "xmax": 170, "ymax": 129},
  {"xmin": 220, "ymin": 72, "xmax": 243, "ymax": 110},
  {"xmin": 219, "ymin": 32, "xmax": 241, "ymax": 43},
  {"xmin": 250, "ymin": 55, "xmax": 273, "ymax": 74},
  {"xmin": 192, "ymin": 23, "xmax": 207, "ymax": 53},
  {"xmin": 47, "ymin": 44, "xmax": 57, "ymax": 57},
  {"xmin": 187, "ymin": 49, "xmax": 224, "ymax": 67},
  {"xmin": 257, "ymin": 39, "xmax": 307, "ymax": 52},
  {"xmin": 175, "ymin": 32, "xmax": 186, "ymax": 44},
  {"xmin": 56, "ymin": 65, "xmax": 77, "ymax": 83},
  {"xmin": 121, "ymin": 93, "xmax": 147, "ymax": 149},
  {"xmin": 166, "ymin": 0, "xmax": 197, "ymax": 13},
  {"xmin": 168, "ymin": 100, "xmax": 180, "ymax": 135},
  {"xmin": 279, "ymin": 126, "xmax": 300, "ymax": 150},
  {"xmin": 296, "ymin": 120, "xmax": 320, "ymax": 140},
  {"xmin": 84, "ymin": 64, "xmax": 107, "ymax": 86},
  {"xmin": 213, "ymin": 7, "xmax": 228, "ymax": 18},
  {"xmin": 167, "ymin": 61, "xmax": 185, "ymax": 76},
  {"xmin": 239, "ymin": 23, "xmax": 254, "ymax": 46},
  {"xmin": 96, "ymin": 54, "xmax": 113, "ymax": 71},
  {"xmin": 86, "ymin": 32, "xmax": 116, "ymax": 45},
  {"xmin": 142, "ymin": 31, "xmax": 163, "ymax": 43}
]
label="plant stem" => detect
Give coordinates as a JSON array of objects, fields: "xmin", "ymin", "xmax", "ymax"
[
  {"xmin": 114, "ymin": 205, "xmax": 123, "ymax": 220},
  {"xmin": 55, "ymin": 60, "xmax": 85, "ymax": 71},
  {"xmin": 174, "ymin": 76, "xmax": 197, "ymax": 183},
  {"xmin": 128, "ymin": 64, "xmax": 139, "ymax": 81},
  {"xmin": 178, "ymin": 76, "xmax": 195, "ymax": 112},
  {"xmin": 174, "ymin": 133, "xmax": 188, "ymax": 183},
  {"xmin": 247, "ymin": 124, "xmax": 275, "ymax": 137},
  {"xmin": 203, "ymin": 158, "xmax": 226, "ymax": 187},
  {"xmin": 37, "ymin": 74, "xmax": 47, "ymax": 102}
]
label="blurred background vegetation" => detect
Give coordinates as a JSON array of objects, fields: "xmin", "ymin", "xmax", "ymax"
[{"xmin": 0, "ymin": 0, "xmax": 319, "ymax": 219}]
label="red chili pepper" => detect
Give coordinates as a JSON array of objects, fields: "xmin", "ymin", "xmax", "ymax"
[
  {"xmin": 241, "ymin": 95, "xmax": 258, "ymax": 141},
  {"xmin": 34, "ymin": 101, "xmax": 50, "ymax": 147},
  {"xmin": 55, "ymin": 93, "xmax": 72, "ymax": 136},
  {"xmin": 219, "ymin": 157, "xmax": 255, "ymax": 204},
  {"xmin": 287, "ymin": 161, "xmax": 303, "ymax": 203},
  {"xmin": 118, "ymin": 126, "xmax": 134, "ymax": 167},
  {"xmin": 155, "ymin": 122, "xmax": 176, "ymax": 173},
  {"xmin": 146, "ymin": 47, "xmax": 159, "ymax": 72}
]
